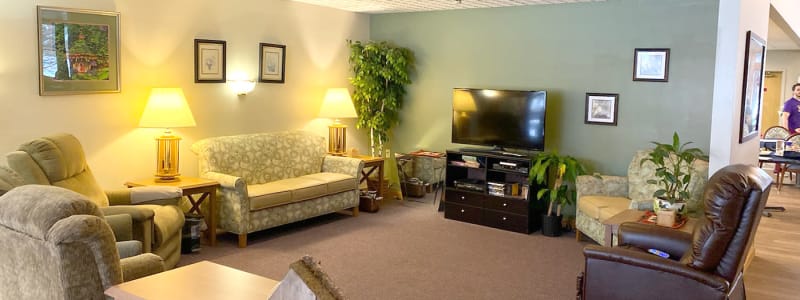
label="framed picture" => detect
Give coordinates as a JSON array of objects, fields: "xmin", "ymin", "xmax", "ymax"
[
  {"xmin": 194, "ymin": 39, "xmax": 226, "ymax": 83},
  {"xmin": 259, "ymin": 43, "xmax": 286, "ymax": 83},
  {"xmin": 37, "ymin": 6, "xmax": 120, "ymax": 95},
  {"xmin": 585, "ymin": 93, "xmax": 619, "ymax": 126},
  {"xmin": 633, "ymin": 48, "xmax": 670, "ymax": 82},
  {"xmin": 739, "ymin": 31, "xmax": 766, "ymax": 143}
]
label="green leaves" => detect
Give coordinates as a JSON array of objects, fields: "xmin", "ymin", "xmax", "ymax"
[
  {"xmin": 529, "ymin": 151, "xmax": 587, "ymax": 215},
  {"xmin": 640, "ymin": 132, "xmax": 707, "ymax": 204},
  {"xmin": 348, "ymin": 40, "xmax": 415, "ymax": 156}
]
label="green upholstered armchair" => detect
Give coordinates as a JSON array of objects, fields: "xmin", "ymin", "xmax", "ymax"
[
  {"xmin": 5, "ymin": 133, "xmax": 185, "ymax": 268},
  {"xmin": 575, "ymin": 150, "xmax": 709, "ymax": 245},
  {"xmin": 0, "ymin": 185, "xmax": 165, "ymax": 300}
]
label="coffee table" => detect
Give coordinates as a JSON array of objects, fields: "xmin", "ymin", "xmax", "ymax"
[
  {"xmin": 105, "ymin": 261, "xmax": 278, "ymax": 299},
  {"xmin": 602, "ymin": 209, "xmax": 698, "ymax": 247}
]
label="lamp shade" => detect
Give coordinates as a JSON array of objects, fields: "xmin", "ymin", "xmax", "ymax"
[
  {"xmin": 318, "ymin": 88, "xmax": 357, "ymax": 119},
  {"xmin": 139, "ymin": 88, "xmax": 197, "ymax": 128}
]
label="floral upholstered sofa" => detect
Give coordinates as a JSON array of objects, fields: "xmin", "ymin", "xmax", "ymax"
[
  {"xmin": 191, "ymin": 131, "xmax": 363, "ymax": 247},
  {"xmin": 575, "ymin": 150, "xmax": 708, "ymax": 246}
]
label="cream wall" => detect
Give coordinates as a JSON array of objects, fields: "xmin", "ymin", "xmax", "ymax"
[
  {"xmin": 0, "ymin": 0, "xmax": 369, "ymax": 188},
  {"xmin": 708, "ymin": 0, "xmax": 770, "ymax": 174}
]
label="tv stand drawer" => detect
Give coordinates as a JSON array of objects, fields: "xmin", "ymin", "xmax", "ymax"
[{"xmin": 444, "ymin": 203, "xmax": 480, "ymax": 224}]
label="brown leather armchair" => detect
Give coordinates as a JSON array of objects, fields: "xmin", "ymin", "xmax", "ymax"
[{"xmin": 577, "ymin": 164, "xmax": 772, "ymax": 300}]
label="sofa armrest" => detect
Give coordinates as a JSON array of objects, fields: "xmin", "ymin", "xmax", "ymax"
[
  {"xmin": 100, "ymin": 206, "xmax": 154, "ymax": 253},
  {"xmin": 576, "ymin": 175, "xmax": 629, "ymax": 198},
  {"xmin": 106, "ymin": 187, "xmax": 181, "ymax": 206},
  {"xmin": 322, "ymin": 156, "xmax": 364, "ymax": 181},
  {"xmin": 202, "ymin": 171, "xmax": 246, "ymax": 190},
  {"xmin": 105, "ymin": 214, "xmax": 134, "ymax": 241},
  {"xmin": 120, "ymin": 253, "xmax": 165, "ymax": 281}
]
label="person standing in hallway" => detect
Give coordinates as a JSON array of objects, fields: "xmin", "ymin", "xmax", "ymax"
[{"xmin": 781, "ymin": 83, "xmax": 800, "ymax": 133}]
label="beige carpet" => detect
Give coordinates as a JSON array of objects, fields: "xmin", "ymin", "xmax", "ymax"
[{"xmin": 179, "ymin": 194, "xmax": 587, "ymax": 299}]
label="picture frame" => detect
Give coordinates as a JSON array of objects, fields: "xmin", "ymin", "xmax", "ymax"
[
  {"xmin": 585, "ymin": 93, "xmax": 619, "ymax": 126},
  {"xmin": 633, "ymin": 48, "xmax": 670, "ymax": 82},
  {"xmin": 739, "ymin": 31, "xmax": 766, "ymax": 143},
  {"xmin": 194, "ymin": 39, "xmax": 226, "ymax": 83},
  {"xmin": 259, "ymin": 43, "xmax": 286, "ymax": 83},
  {"xmin": 37, "ymin": 6, "xmax": 121, "ymax": 95}
]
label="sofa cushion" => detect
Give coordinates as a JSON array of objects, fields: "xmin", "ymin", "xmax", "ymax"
[
  {"xmin": 248, "ymin": 178, "xmax": 329, "ymax": 211},
  {"xmin": 299, "ymin": 173, "xmax": 356, "ymax": 195},
  {"xmin": 578, "ymin": 195, "xmax": 631, "ymax": 221}
]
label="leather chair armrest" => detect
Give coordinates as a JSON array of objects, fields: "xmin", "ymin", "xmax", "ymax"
[
  {"xmin": 618, "ymin": 222, "xmax": 693, "ymax": 258},
  {"xmin": 104, "ymin": 214, "xmax": 134, "ymax": 241},
  {"xmin": 120, "ymin": 253, "xmax": 165, "ymax": 281},
  {"xmin": 582, "ymin": 245, "xmax": 729, "ymax": 297}
]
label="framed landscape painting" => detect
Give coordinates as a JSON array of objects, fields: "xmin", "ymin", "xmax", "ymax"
[
  {"xmin": 739, "ymin": 31, "xmax": 766, "ymax": 143},
  {"xmin": 633, "ymin": 48, "xmax": 670, "ymax": 82},
  {"xmin": 37, "ymin": 6, "xmax": 120, "ymax": 95}
]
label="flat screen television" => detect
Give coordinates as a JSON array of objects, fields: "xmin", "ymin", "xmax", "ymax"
[{"xmin": 452, "ymin": 88, "xmax": 546, "ymax": 152}]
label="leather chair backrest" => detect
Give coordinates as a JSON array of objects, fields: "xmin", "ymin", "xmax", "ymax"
[
  {"xmin": 688, "ymin": 164, "xmax": 771, "ymax": 282},
  {"xmin": 6, "ymin": 133, "xmax": 110, "ymax": 207}
]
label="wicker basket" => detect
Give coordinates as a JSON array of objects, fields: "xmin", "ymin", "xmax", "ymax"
[{"xmin": 359, "ymin": 195, "xmax": 380, "ymax": 213}]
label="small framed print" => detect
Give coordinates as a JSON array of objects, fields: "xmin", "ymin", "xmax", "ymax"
[
  {"xmin": 194, "ymin": 39, "xmax": 226, "ymax": 83},
  {"xmin": 585, "ymin": 93, "xmax": 619, "ymax": 126},
  {"xmin": 633, "ymin": 48, "xmax": 670, "ymax": 82},
  {"xmin": 259, "ymin": 43, "xmax": 286, "ymax": 83}
]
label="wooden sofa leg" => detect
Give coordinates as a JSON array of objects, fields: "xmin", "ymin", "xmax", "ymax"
[
  {"xmin": 576, "ymin": 230, "xmax": 581, "ymax": 242},
  {"xmin": 352, "ymin": 206, "xmax": 359, "ymax": 217},
  {"xmin": 238, "ymin": 234, "xmax": 247, "ymax": 248}
]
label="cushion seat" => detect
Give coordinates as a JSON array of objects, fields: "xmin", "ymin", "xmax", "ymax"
[
  {"xmin": 298, "ymin": 173, "xmax": 357, "ymax": 194},
  {"xmin": 249, "ymin": 177, "xmax": 341, "ymax": 211},
  {"xmin": 577, "ymin": 195, "xmax": 631, "ymax": 222}
]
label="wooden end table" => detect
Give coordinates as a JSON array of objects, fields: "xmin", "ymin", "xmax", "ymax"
[
  {"xmin": 347, "ymin": 155, "xmax": 385, "ymax": 199},
  {"xmin": 125, "ymin": 176, "xmax": 220, "ymax": 246},
  {"xmin": 602, "ymin": 209, "xmax": 698, "ymax": 247},
  {"xmin": 105, "ymin": 261, "xmax": 278, "ymax": 299}
]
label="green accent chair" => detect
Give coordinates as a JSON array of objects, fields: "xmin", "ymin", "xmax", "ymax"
[
  {"xmin": 5, "ymin": 133, "xmax": 184, "ymax": 268},
  {"xmin": 0, "ymin": 185, "xmax": 165, "ymax": 299},
  {"xmin": 575, "ymin": 150, "xmax": 709, "ymax": 246}
]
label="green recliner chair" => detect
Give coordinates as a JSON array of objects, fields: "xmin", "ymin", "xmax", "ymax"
[
  {"xmin": 5, "ymin": 133, "xmax": 185, "ymax": 268},
  {"xmin": 0, "ymin": 185, "xmax": 165, "ymax": 299}
]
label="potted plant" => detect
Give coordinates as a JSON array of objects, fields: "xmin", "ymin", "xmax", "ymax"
[
  {"xmin": 640, "ymin": 132, "xmax": 707, "ymax": 217},
  {"xmin": 348, "ymin": 40, "xmax": 415, "ymax": 157},
  {"xmin": 530, "ymin": 151, "xmax": 587, "ymax": 237}
]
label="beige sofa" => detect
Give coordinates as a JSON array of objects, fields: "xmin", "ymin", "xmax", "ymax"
[
  {"xmin": 575, "ymin": 150, "xmax": 708, "ymax": 246},
  {"xmin": 191, "ymin": 131, "xmax": 363, "ymax": 247}
]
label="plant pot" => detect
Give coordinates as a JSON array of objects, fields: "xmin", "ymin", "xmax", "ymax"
[
  {"xmin": 654, "ymin": 198, "xmax": 686, "ymax": 217},
  {"xmin": 541, "ymin": 214, "xmax": 563, "ymax": 237}
]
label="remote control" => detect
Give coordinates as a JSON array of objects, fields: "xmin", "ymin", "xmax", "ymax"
[{"xmin": 648, "ymin": 248, "xmax": 670, "ymax": 259}]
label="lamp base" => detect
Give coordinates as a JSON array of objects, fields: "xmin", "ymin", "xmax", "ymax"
[
  {"xmin": 328, "ymin": 123, "xmax": 347, "ymax": 156},
  {"xmin": 154, "ymin": 175, "xmax": 181, "ymax": 183}
]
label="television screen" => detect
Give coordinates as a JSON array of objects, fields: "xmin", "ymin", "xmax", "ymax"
[{"xmin": 452, "ymin": 88, "xmax": 546, "ymax": 151}]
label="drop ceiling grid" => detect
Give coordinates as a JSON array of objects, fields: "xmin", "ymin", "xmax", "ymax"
[{"xmin": 291, "ymin": 0, "xmax": 604, "ymax": 14}]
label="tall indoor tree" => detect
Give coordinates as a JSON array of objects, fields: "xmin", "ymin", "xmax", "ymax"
[{"xmin": 348, "ymin": 40, "xmax": 415, "ymax": 157}]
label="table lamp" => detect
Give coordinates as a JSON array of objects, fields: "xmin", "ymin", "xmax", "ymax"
[
  {"xmin": 318, "ymin": 88, "xmax": 358, "ymax": 155},
  {"xmin": 139, "ymin": 88, "xmax": 197, "ymax": 182}
]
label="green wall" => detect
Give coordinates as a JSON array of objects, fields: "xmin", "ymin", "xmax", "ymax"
[{"xmin": 370, "ymin": 0, "xmax": 719, "ymax": 175}]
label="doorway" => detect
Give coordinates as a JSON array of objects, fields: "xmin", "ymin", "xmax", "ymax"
[{"xmin": 762, "ymin": 70, "xmax": 784, "ymax": 135}]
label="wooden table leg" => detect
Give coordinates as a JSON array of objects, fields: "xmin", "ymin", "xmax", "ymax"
[
  {"xmin": 604, "ymin": 223, "xmax": 613, "ymax": 247},
  {"xmin": 208, "ymin": 188, "xmax": 216, "ymax": 246}
]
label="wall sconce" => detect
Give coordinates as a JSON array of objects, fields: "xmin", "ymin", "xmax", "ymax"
[{"xmin": 228, "ymin": 79, "xmax": 255, "ymax": 95}]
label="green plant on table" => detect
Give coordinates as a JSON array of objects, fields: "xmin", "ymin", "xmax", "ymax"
[
  {"xmin": 640, "ymin": 132, "xmax": 707, "ymax": 205},
  {"xmin": 530, "ymin": 151, "xmax": 587, "ymax": 217}
]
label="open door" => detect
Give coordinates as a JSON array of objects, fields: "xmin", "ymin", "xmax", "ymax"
[{"xmin": 762, "ymin": 70, "xmax": 784, "ymax": 135}]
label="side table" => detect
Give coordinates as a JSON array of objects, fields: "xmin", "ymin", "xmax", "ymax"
[
  {"xmin": 602, "ymin": 209, "xmax": 698, "ymax": 247},
  {"xmin": 347, "ymin": 155, "xmax": 385, "ymax": 199},
  {"xmin": 125, "ymin": 177, "xmax": 220, "ymax": 246}
]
